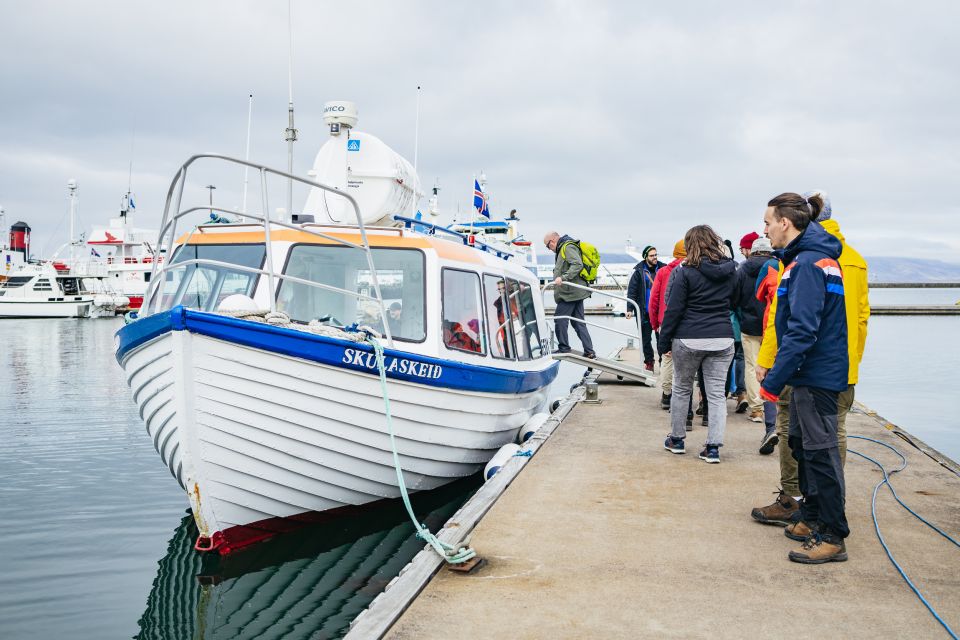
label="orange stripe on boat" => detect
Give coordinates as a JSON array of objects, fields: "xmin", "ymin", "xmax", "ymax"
[{"xmin": 174, "ymin": 228, "xmax": 483, "ymax": 263}]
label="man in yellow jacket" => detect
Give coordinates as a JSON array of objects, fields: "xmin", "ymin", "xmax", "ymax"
[{"xmin": 751, "ymin": 191, "xmax": 870, "ymax": 527}]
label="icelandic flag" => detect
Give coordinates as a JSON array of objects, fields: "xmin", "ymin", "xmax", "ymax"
[
  {"xmin": 129, "ymin": 195, "xmax": 136, "ymax": 210},
  {"xmin": 473, "ymin": 179, "xmax": 489, "ymax": 218}
]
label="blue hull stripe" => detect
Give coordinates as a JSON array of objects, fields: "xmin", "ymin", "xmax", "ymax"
[{"xmin": 116, "ymin": 307, "xmax": 559, "ymax": 395}]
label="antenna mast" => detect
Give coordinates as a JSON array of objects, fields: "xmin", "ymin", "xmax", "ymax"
[
  {"xmin": 412, "ymin": 85, "xmax": 421, "ymax": 216},
  {"xmin": 283, "ymin": 0, "xmax": 298, "ymax": 222},
  {"xmin": 242, "ymin": 93, "xmax": 253, "ymax": 220}
]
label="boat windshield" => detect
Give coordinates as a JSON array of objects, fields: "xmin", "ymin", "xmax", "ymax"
[
  {"xmin": 277, "ymin": 245, "xmax": 426, "ymax": 342},
  {"xmin": 159, "ymin": 243, "xmax": 265, "ymax": 312},
  {"xmin": 0, "ymin": 276, "xmax": 33, "ymax": 289}
]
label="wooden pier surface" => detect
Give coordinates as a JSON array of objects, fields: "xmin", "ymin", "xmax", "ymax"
[{"xmin": 366, "ymin": 348, "xmax": 960, "ymax": 639}]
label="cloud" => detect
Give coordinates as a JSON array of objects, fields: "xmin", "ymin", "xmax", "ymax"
[{"xmin": 1, "ymin": 0, "xmax": 958, "ymax": 263}]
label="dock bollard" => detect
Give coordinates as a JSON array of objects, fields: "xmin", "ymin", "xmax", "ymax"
[{"xmin": 584, "ymin": 380, "xmax": 602, "ymax": 404}]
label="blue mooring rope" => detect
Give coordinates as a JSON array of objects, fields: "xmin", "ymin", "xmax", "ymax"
[{"xmin": 848, "ymin": 435, "xmax": 959, "ymax": 638}]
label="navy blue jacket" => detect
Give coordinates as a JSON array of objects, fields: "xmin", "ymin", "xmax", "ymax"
[
  {"xmin": 761, "ymin": 223, "xmax": 849, "ymax": 395},
  {"xmin": 657, "ymin": 258, "xmax": 737, "ymax": 353},
  {"xmin": 627, "ymin": 260, "xmax": 666, "ymax": 319},
  {"xmin": 734, "ymin": 254, "xmax": 772, "ymax": 336}
]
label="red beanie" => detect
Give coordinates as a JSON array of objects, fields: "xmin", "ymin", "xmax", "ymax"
[{"xmin": 739, "ymin": 231, "xmax": 760, "ymax": 250}]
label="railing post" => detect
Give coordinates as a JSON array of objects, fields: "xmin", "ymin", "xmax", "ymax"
[{"xmin": 260, "ymin": 168, "xmax": 277, "ymax": 313}]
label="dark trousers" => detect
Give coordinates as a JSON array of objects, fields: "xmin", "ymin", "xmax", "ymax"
[
  {"xmin": 789, "ymin": 386, "xmax": 849, "ymax": 540},
  {"xmin": 554, "ymin": 300, "xmax": 594, "ymax": 355},
  {"xmin": 727, "ymin": 341, "xmax": 744, "ymax": 395},
  {"xmin": 639, "ymin": 314, "xmax": 657, "ymax": 364}
]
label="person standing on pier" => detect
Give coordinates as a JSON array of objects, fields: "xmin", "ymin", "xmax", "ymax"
[
  {"xmin": 627, "ymin": 246, "xmax": 666, "ymax": 371},
  {"xmin": 658, "ymin": 225, "xmax": 736, "ymax": 463},
  {"xmin": 734, "ymin": 233, "xmax": 776, "ymax": 433},
  {"xmin": 756, "ymin": 192, "xmax": 850, "ymax": 564},
  {"xmin": 804, "ymin": 190, "xmax": 871, "ymax": 466},
  {"xmin": 649, "ymin": 239, "xmax": 686, "ymax": 410},
  {"xmin": 751, "ymin": 191, "xmax": 870, "ymax": 536},
  {"xmin": 544, "ymin": 231, "xmax": 597, "ymax": 359}
]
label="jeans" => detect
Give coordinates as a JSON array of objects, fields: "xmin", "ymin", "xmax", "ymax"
[
  {"xmin": 789, "ymin": 385, "xmax": 849, "ymax": 539},
  {"xmin": 554, "ymin": 300, "xmax": 594, "ymax": 355},
  {"xmin": 669, "ymin": 340, "xmax": 735, "ymax": 445}
]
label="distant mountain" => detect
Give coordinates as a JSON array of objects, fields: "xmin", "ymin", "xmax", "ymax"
[
  {"xmin": 865, "ymin": 257, "xmax": 960, "ymax": 283},
  {"xmin": 536, "ymin": 253, "xmax": 960, "ymax": 283}
]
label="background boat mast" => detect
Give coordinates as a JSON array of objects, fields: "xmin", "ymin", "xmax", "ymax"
[{"xmin": 67, "ymin": 179, "xmax": 78, "ymax": 264}]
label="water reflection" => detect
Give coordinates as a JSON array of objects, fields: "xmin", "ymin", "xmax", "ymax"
[{"xmin": 135, "ymin": 476, "xmax": 480, "ymax": 640}]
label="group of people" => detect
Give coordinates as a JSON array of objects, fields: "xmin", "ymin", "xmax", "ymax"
[{"xmin": 543, "ymin": 189, "xmax": 869, "ymax": 565}]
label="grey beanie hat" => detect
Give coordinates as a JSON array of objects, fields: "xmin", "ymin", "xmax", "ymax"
[
  {"xmin": 803, "ymin": 189, "xmax": 832, "ymax": 222},
  {"xmin": 751, "ymin": 236, "xmax": 773, "ymax": 254}
]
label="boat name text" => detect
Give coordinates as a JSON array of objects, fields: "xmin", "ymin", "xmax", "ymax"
[{"xmin": 342, "ymin": 348, "xmax": 443, "ymax": 379}]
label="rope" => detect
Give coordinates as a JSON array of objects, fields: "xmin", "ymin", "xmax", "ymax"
[
  {"xmin": 848, "ymin": 435, "xmax": 959, "ymax": 638},
  {"xmin": 364, "ymin": 334, "xmax": 477, "ymax": 565}
]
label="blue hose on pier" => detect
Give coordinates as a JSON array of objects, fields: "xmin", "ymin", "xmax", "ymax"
[{"xmin": 848, "ymin": 435, "xmax": 959, "ymax": 639}]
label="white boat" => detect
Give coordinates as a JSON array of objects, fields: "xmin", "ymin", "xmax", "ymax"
[
  {"xmin": 0, "ymin": 262, "xmax": 94, "ymax": 318},
  {"xmin": 116, "ymin": 101, "xmax": 558, "ymax": 554},
  {"xmin": 84, "ymin": 193, "xmax": 161, "ymax": 311}
]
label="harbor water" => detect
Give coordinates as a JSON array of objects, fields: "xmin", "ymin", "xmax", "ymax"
[{"xmin": 1, "ymin": 293, "xmax": 957, "ymax": 638}]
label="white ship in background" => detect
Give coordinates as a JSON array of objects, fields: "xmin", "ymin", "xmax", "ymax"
[{"xmin": 81, "ymin": 191, "xmax": 161, "ymax": 310}]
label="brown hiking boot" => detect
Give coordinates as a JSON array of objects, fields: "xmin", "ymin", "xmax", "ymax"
[
  {"xmin": 751, "ymin": 491, "xmax": 800, "ymax": 526},
  {"xmin": 748, "ymin": 409, "xmax": 764, "ymax": 423},
  {"xmin": 788, "ymin": 535, "xmax": 848, "ymax": 564},
  {"xmin": 784, "ymin": 520, "xmax": 815, "ymax": 541}
]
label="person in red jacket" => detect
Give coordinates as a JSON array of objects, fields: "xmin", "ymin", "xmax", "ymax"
[{"xmin": 648, "ymin": 239, "xmax": 685, "ymax": 410}]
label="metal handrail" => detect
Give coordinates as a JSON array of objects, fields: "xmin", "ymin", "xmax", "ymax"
[
  {"xmin": 142, "ymin": 153, "xmax": 394, "ymax": 345},
  {"xmin": 541, "ymin": 279, "xmax": 643, "ymax": 347},
  {"xmin": 392, "ymin": 215, "xmax": 516, "ymax": 260}
]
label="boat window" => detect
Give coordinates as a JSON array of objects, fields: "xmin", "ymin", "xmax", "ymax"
[
  {"xmin": 0, "ymin": 276, "xmax": 33, "ymax": 289},
  {"xmin": 517, "ymin": 281, "xmax": 544, "ymax": 358},
  {"xmin": 441, "ymin": 269, "xmax": 484, "ymax": 355},
  {"xmin": 33, "ymin": 278, "xmax": 53, "ymax": 292},
  {"xmin": 482, "ymin": 274, "xmax": 517, "ymax": 360},
  {"xmin": 60, "ymin": 278, "xmax": 81, "ymax": 296},
  {"xmin": 277, "ymin": 245, "xmax": 426, "ymax": 342},
  {"xmin": 505, "ymin": 279, "xmax": 530, "ymax": 360},
  {"xmin": 160, "ymin": 243, "xmax": 265, "ymax": 312}
]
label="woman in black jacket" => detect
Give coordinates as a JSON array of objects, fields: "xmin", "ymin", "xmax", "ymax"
[{"xmin": 658, "ymin": 225, "xmax": 737, "ymax": 463}]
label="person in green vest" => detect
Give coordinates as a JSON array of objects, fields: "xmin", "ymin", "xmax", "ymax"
[{"xmin": 544, "ymin": 231, "xmax": 596, "ymax": 358}]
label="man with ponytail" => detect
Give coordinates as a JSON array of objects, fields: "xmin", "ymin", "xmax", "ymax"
[{"xmin": 756, "ymin": 192, "xmax": 850, "ymax": 564}]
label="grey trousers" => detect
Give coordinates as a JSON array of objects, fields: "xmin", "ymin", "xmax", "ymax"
[{"xmin": 670, "ymin": 340, "xmax": 735, "ymax": 445}]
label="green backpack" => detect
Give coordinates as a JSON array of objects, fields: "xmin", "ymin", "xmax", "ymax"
[{"xmin": 560, "ymin": 239, "xmax": 601, "ymax": 284}]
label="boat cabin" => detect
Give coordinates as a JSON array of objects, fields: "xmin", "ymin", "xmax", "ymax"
[{"xmin": 151, "ymin": 224, "xmax": 550, "ymax": 366}]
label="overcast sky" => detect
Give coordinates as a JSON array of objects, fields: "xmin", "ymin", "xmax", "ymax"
[{"xmin": 1, "ymin": 1, "xmax": 958, "ymax": 261}]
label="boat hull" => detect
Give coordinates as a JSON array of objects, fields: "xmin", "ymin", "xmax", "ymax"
[
  {"xmin": 118, "ymin": 307, "xmax": 557, "ymax": 553},
  {"xmin": 0, "ymin": 298, "xmax": 92, "ymax": 318}
]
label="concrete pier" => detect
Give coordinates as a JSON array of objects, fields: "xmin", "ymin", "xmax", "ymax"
[{"xmin": 359, "ymin": 346, "xmax": 960, "ymax": 639}]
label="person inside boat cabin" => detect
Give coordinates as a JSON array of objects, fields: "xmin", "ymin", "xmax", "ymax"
[
  {"xmin": 443, "ymin": 319, "xmax": 481, "ymax": 353},
  {"xmin": 387, "ymin": 301, "xmax": 403, "ymax": 337}
]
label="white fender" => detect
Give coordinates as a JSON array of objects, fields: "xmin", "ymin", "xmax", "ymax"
[
  {"xmin": 484, "ymin": 443, "xmax": 521, "ymax": 481},
  {"xmin": 218, "ymin": 294, "xmax": 259, "ymax": 312},
  {"xmin": 518, "ymin": 412, "xmax": 550, "ymax": 444}
]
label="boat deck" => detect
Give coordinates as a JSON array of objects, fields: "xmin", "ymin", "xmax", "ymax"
[{"xmin": 360, "ymin": 347, "xmax": 960, "ymax": 639}]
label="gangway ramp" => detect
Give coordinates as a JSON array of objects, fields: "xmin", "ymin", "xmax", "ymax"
[{"xmin": 551, "ymin": 351, "xmax": 657, "ymax": 386}]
